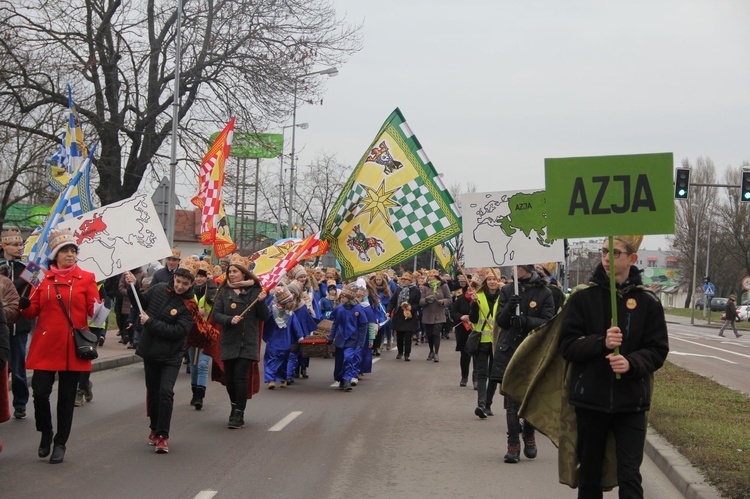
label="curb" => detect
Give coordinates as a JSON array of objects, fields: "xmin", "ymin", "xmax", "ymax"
[
  {"xmin": 90, "ymin": 354, "xmax": 143, "ymax": 373},
  {"xmin": 645, "ymin": 427, "xmax": 722, "ymax": 499}
]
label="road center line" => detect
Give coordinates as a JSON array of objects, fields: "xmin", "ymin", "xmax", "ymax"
[
  {"xmin": 194, "ymin": 491, "xmax": 217, "ymax": 499},
  {"xmin": 268, "ymin": 411, "xmax": 303, "ymax": 432},
  {"xmin": 670, "ymin": 336, "xmax": 750, "ymax": 359}
]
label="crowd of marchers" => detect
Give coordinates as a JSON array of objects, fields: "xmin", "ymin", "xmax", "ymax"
[{"xmin": 1, "ymin": 229, "xmax": 671, "ymax": 499}]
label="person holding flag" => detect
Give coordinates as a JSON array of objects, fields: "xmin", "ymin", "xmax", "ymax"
[
  {"xmin": 18, "ymin": 229, "xmax": 101, "ymax": 464},
  {"xmin": 211, "ymin": 254, "xmax": 268, "ymax": 428},
  {"xmin": 558, "ymin": 235, "xmax": 669, "ymax": 497}
]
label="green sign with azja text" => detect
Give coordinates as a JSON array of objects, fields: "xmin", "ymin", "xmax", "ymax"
[{"xmin": 544, "ymin": 152, "xmax": 675, "ymax": 238}]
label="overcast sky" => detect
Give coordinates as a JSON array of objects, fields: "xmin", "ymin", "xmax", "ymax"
[{"xmin": 289, "ymin": 0, "xmax": 750, "ymax": 250}]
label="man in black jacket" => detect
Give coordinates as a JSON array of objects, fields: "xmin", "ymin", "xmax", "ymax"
[
  {"xmin": 559, "ymin": 236, "xmax": 669, "ymax": 498},
  {"xmin": 491, "ymin": 264, "xmax": 555, "ymax": 463},
  {"xmin": 125, "ymin": 265, "xmax": 195, "ymax": 454},
  {"xmin": 0, "ymin": 228, "xmax": 32, "ymax": 419}
]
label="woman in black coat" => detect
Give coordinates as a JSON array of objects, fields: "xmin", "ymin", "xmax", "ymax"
[
  {"xmin": 212, "ymin": 258, "xmax": 269, "ymax": 429},
  {"xmin": 386, "ymin": 272, "xmax": 421, "ymax": 361},
  {"xmin": 450, "ymin": 280, "xmax": 475, "ymax": 387}
]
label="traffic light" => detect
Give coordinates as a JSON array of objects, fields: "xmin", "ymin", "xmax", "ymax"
[
  {"xmin": 674, "ymin": 167, "xmax": 690, "ymax": 199},
  {"xmin": 741, "ymin": 169, "xmax": 750, "ymax": 202}
]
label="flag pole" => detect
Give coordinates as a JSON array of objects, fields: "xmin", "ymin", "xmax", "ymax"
[{"xmin": 608, "ymin": 235, "xmax": 621, "ymax": 380}]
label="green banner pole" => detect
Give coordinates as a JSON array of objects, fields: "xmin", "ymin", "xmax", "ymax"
[{"xmin": 608, "ymin": 235, "xmax": 621, "ymax": 379}]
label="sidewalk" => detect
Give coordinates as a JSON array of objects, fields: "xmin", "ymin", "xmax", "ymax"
[
  {"xmin": 87, "ymin": 329, "xmax": 722, "ymax": 498},
  {"xmin": 90, "ymin": 331, "xmax": 143, "ymax": 373}
]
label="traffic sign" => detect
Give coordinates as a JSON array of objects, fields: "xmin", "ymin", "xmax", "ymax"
[
  {"xmin": 703, "ymin": 282, "xmax": 715, "ymax": 296},
  {"xmin": 742, "ymin": 276, "xmax": 750, "ymax": 291}
]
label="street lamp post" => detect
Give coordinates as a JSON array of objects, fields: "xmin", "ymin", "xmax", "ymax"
[
  {"xmin": 287, "ymin": 66, "xmax": 338, "ymax": 234},
  {"xmin": 276, "ymin": 122, "xmax": 308, "ymax": 239}
]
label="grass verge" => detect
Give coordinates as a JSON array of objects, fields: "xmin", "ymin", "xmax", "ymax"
[
  {"xmin": 665, "ymin": 309, "xmax": 750, "ymax": 330},
  {"xmin": 652, "ymin": 361, "xmax": 750, "ymax": 498}
]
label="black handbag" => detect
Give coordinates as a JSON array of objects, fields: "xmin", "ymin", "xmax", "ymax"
[
  {"xmin": 463, "ymin": 329, "xmax": 482, "ymax": 355},
  {"xmin": 54, "ymin": 284, "xmax": 99, "ymax": 361}
]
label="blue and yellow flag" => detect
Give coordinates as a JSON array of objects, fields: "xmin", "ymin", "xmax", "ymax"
[
  {"xmin": 47, "ymin": 84, "xmax": 94, "ymax": 217},
  {"xmin": 323, "ymin": 108, "xmax": 461, "ymax": 279}
]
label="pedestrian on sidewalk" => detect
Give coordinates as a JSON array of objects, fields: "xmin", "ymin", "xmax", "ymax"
[
  {"xmin": 719, "ymin": 294, "xmax": 742, "ymax": 338},
  {"xmin": 19, "ymin": 229, "xmax": 102, "ymax": 464},
  {"xmin": 125, "ymin": 260, "xmax": 196, "ymax": 455},
  {"xmin": 559, "ymin": 235, "xmax": 669, "ymax": 497}
]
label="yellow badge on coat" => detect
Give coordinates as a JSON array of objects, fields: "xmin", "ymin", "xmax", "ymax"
[
  {"xmin": 626, "ymin": 298, "xmax": 637, "ymax": 310},
  {"xmin": 230, "ymin": 303, "xmax": 237, "ymax": 309},
  {"xmin": 529, "ymin": 301, "xmax": 537, "ymax": 309},
  {"xmin": 170, "ymin": 309, "xmax": 177, "ymax": 316}
]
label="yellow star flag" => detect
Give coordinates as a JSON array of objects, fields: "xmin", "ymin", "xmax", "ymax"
[
  {"xmin": 323, "ymin": 108, "xmax": 462, "ymax": 280},
  {"xmin": 434, "ymin": 241, "xmax": 455, "ymax": 273}
]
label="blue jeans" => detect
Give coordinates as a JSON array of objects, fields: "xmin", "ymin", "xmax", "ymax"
[
  {"xmin": 188, "ymin": 347, "xmax": 210, "ymax": 387},
  {"xmin": 9, "ymin": 333, "xmax": 30, "ymax": 409}
]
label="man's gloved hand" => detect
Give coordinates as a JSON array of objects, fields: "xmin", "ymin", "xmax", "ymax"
[
  {"xmin": 18, "ymin": 296, "xmax": 31, "ymax": 310},
  {"xmin": 507, "ymin": 295, "xmax": 521, "ymax": 308},
  {"xmin": 510, "ymin": 315, "xmax": 527, "ymax": 329},
  {"xmin": 425, "ymin": 296, "xmax": 436, "ymax": 304},
  {"xmin": 103, "ymin": 297, "xmax": 113, "ymax": 309}
]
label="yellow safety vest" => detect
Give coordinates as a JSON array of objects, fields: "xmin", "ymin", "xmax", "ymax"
[{"xmin": 473, "ymin": 292, "xmax": 500, "ymax": 343}]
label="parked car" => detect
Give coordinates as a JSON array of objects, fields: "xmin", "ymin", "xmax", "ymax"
[
  {"xmin": 736, "ymin": 305, "xmax": 750, "ymax": 322},
  {"xmin": 695, "ymin": 297, "xmax": 728, "ymax": 312}
]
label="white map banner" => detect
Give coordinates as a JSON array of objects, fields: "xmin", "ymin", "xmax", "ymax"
[
  {"xmin": 57, "ymin": 194, "xmax": 172, "ymax": 282},
  {"xmin": 461, "ymin": 190, "xmax": 564, "ymax": 268}
]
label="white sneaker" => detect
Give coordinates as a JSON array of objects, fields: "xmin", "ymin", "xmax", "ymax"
[{"xmin": 350, "ymin": 378, "xmax": 358, "ymax": 386}]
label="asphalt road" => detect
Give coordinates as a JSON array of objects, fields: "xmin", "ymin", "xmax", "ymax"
[
  {"xmin": 2, "ymin": 340, "xmax": 687, "ymax": 499},
  {"xmin": 665, "ymin": 319, "xmax": 749, "ymax": 395}
]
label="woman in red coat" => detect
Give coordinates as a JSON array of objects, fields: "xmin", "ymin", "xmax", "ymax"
[{"xmin": 20, "ymin": 228, "xmax": 100, "ymax": 464}]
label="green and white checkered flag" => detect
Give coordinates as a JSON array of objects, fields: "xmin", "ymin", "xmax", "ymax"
[{"xmin": 323, "ymin": 108, "xmax": 462, "ymax": 280}]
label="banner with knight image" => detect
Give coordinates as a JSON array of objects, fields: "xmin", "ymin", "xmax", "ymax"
[
  {"xmin": 323, "ymin": 108, "xmax": 462, "ymax": 279},
  {"xmin": 57, "ymin": 194, "xmax": 172, "ymax": 282},
  {"xmin": 461, "ymin": 190, "xmax": 564, "ymax": 267}
]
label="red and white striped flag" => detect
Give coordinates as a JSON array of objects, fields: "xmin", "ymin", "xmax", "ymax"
[
  {"xmin": 191, "ymin": 117, "xmax": 236, "ymax": 257},
  {"xmin": 258, "ymin": 231, "xmax": 328, "ymax": 290}
]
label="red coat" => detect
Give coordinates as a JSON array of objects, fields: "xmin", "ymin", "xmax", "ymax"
[{"xmin": 22, "ymin": 265, "xmax": 100, "ymax": 372}]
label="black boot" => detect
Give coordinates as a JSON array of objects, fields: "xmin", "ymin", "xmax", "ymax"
[
  {"xmin": 49, "ymin": 444, "xmax": 66, "ymax": 464},
  {"xmin": 504, "ymin": 444, "xmax": 521, "ymax": 463},
  {"xmin": 193, "ymin": 386, "xmax": 205, "ymax": 410},
  {"xmin": 228, "ymin": 408, "xmax": 244, "ymax": 429},
  {"xmin": 190, "ymin": 385, "xmax": 198, "ymax": 406},
  {"xmin": 38, "ymin": 431, "xmax": 53, "ymax": 458}
]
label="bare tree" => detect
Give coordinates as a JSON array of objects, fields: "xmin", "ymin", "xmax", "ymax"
[
  {"xmin": 293, "ymin": 152, "xmax": 352, "ymax": 234},
  {"xmin": 0, "ymin": 100, "xmax": 58, "ymax": 231},
  {"xmin": 449, "ymin": 181, "xmax": 476, "ymax": 270},
  {"xmin": 0, "ymin": 0, "xmax": 362, "ymax": 207}
]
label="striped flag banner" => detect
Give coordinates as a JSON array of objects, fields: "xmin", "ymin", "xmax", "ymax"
[{"xmin": 257, "ymin": 231, "xmax": 328, "ymax": 290}]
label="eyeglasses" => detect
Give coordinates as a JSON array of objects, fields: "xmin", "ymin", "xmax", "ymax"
[{"xmin": 599, "ymin": 248, "xmax": 629, "ymax": 258}]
